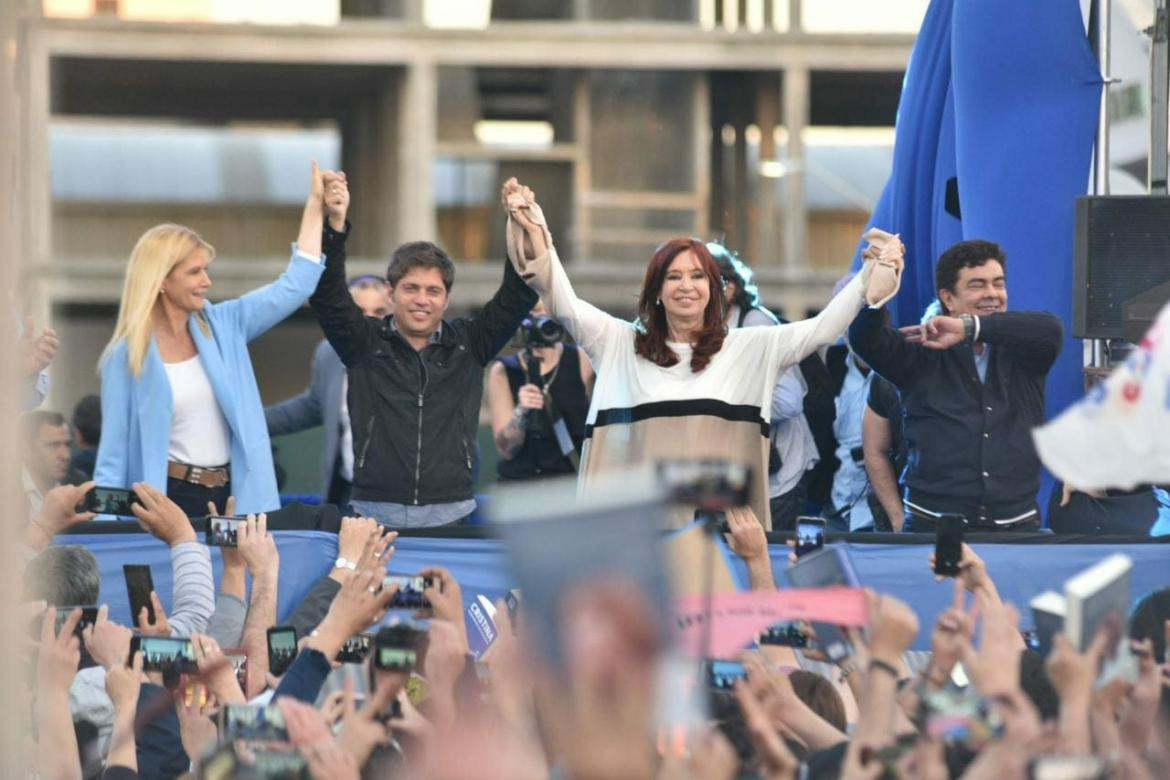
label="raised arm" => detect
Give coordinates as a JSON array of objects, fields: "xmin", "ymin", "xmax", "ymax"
[
  {"xmin": 848, "ymin": 305, "xmax": 924, "ymax": 389},
  {"xmin": 464, "ymin": 248, "xmax": 539, "ymax": 366},
  {"xmin": 309, "ymin": 173, "xmax": 373, "ymax": 367},
  {"xmin": 212, "ymin": 162, "xmax": 327, "ymax": 342},
  {"xmin": 760, "ymin": 270, "xmax": 870, "ymax": 371},
  {"xmin": 502, "ymin": 178, "xmax": 625, "ymax": 361}
]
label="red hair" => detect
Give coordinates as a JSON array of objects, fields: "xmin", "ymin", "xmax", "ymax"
[{"xmin": 634, "ymin": 238, "xmax": 726, "ymax": 372}]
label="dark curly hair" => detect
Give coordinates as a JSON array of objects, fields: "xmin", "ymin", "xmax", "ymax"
[{"xmin": 634, "ymin": 238, "xmax": 725, "ymax": 372}]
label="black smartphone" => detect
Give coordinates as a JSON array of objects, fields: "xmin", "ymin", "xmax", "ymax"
[
  {"xmin": 123, "ymin": 564, "xmax": 155, "ymax": 628},
  {"xmin": 758, "ymin": 621, "xmax": 810, "ymax": 648},
  {"xmin": 84, "ymin": 486, "xmax": 139, "ymax": 516},
  {"xmin": 794, "ymin": 516, "xmax": 825, "ymax": 558},
  {"xmin": 130, "ymin": 635, "xmax": 196, "ymax": 673},
  {"xmin": 33, "ymin": 605, "xmax": 100, "ymax": 639},
  {"xmin": 336, "ymin": 634, "xmax": 372, "ymax": 664},
  {"xmin": 205, "ymin": 515, "xmax": 242, "ymax": 548},
  {"xmin": 371, "ymin": 623, "xmax": 426, "ymax": 673},
  {"xmin": 705, "ymin": 659, "xmax": 748, "ymax": 690},
  {"xmin": 266, "ymin": 626, "xmax": 297, "ymax": 677},
  {"xmin": 218, "ymin": 704, "xmax": 289, "ymax": 741},
  {"xmin": 932, "ymin": 514, "xmax": 965, "ymax": 577},
  {"xmin": 383, "ymin": 575, "xmax": 438, "ymax": 610}
]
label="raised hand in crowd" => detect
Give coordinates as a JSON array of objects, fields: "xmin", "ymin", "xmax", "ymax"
[
  {"xmin": 132, "ymin": 481, "xmax": 197, "ymax": 546},
  {"xmin": 104, "ymin": 651, "xmax": 144, "ymax": 773},
  {"xmin": 137, "ymin": 591, "xmax": 173, "ymax": 637},
  {"xmin": 418, "ymin": 565, "xmax": 468, "ymax": 650},
  {"xmin": 723, "ymin": 505, "xmax": 775, "ymax": 591},
  {"xmin": 237, "ymin": 512, "xmax": 279, "ymax": 580},
  {"xmin": 334, "ymin": 677, "xmax": 394, "ymax": 768},
  {"xmin": 82, "ymin": 604, "xmax": 133, "ymax": 670},
  {"xmin": 844, "ymin": 591, "xmax": 918, "ymax": 774},
  {"xmin": 739, "ymin": 652, "xmax": 848, "ymax": 752},
  {"xmin": 20, "ymin": 315, "xmax": 58, "ymax": 379},
  {"xmin": 305, "ymin": 569, "xmax": 397, "ymax": 662},
  {"xmin": 1046, "ymin": 628, "xmax": 1110, "ymax": 756},
  {"xmin": 422, "ymin": 617, "xmax": 467, "ymax": 729},
  {"xmin": 734, "ymin": 677, "xmax": 800, "ymax": 780},
  {"xmin": 36, "ymin": 606, "xmax": 84, "ymax": 780},
  {"xmin": 922, "ymin": 578, "xmax": 975, "ymax": 690},
  {"xmin": 23, "ymin": 480, "xmax": 96, "ymax": 552},
  {"xmin": 191, "ymin": 631, "xmax": 246, "ymax": 705},
  {"xmin": 278, "ymin": 696, "xmax": 361, "ymax": 780},
  {"xmin": 176, "ymin": 681, "xmax": 219, "ymax": 763},
  {"xmin": 960, "ymin": 592, "xmax": 1023, "ymax": 697},
  {"xmin": 332, "ymin": 516, "xmax": 394, "ymax": 584}
]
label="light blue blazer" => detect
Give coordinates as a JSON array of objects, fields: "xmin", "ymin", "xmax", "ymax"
[{"xmin": 95, "ymin": 249, "xmax": 325, "ymax": 515}]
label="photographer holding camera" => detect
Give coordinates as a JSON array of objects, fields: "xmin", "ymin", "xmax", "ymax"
[{"xmin": 487, "ymin": 302, "xmax": 593, "ymax": 481}]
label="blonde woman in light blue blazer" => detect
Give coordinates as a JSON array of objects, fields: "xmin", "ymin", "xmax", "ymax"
[{"xmin": 95, "ymin": 163, "xmax": 334, "ymax": 517}]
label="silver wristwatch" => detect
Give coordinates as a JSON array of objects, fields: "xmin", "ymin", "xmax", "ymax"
[
  {"xmin": 958, "ymin": 313, "xmax": 976, "ymax": 342},
  {"xmin": 334, "ymin": 556, "xmax": 357, "ymax": 571}
]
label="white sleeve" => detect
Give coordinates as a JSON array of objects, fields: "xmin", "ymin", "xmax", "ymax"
[
  {"xmin": 768, "ymin": 272, "xmax": 868, "ymax": 371},
  {"xmin": 505, "ymin": 209, "xmax": 626, "ymax": 364}
]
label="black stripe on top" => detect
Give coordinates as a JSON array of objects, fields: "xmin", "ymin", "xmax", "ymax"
[{"xmin": 585, "ymin": 399, "xmax": 768, "ymax": 438}]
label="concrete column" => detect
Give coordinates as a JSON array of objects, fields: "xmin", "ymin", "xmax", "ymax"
[
  {"xmin": 692, "ymin": 73, "xmax": 711, "ymax": 239},
  {"xmin": 756, "ymin": 78, "xmax": 779, "ymax": 264},
  {"xmin": 342, "ymin": 72, "xmax": 402, "ymax": 256},
  {"xmin": 782, "ymin": 65, "xmax": 808, "ymax": 269},
  {"xmin": 398, "ymin": 60, "xmax": 438, "ymax": 243},
  {"xmin": 24, "ymin": 28, "xmax": 50, "ymax": 270}
]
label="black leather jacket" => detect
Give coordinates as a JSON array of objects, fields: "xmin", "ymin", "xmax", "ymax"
[{"xmin": 311, "ymin": 223, "xmax": 537, "ymax": 505}]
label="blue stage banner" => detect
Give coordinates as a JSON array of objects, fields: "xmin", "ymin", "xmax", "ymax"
[{"xmin": 54, "ymin": 532, "xmax": 1167, "ymax": 651}]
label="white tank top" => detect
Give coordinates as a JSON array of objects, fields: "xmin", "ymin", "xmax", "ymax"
[{"xmin": 164, "ymin": 355, "xmax": 232, "ymax": 467}]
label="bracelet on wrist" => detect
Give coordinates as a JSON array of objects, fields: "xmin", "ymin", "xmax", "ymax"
[
  {"xmin": 511, "ymin": 406, "xmax": 529, "ymax": 430},
  {"xmin": 869, "ymin": 658, "xmax": 900, "ymax": 679}
]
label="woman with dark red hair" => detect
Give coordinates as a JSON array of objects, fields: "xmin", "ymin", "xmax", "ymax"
[{"xmin": 500, "ymin": 178, "xmax": 900, "ymax": 528}]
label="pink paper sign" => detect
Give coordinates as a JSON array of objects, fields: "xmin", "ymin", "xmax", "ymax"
[{"xmin": 673, "ymin": 587, "xmax": 868, "ymax": 658}]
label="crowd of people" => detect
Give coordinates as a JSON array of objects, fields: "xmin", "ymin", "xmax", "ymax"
[{"xmin": 12, "ymin": 162, "xmax": 1170, "ymax": 779}]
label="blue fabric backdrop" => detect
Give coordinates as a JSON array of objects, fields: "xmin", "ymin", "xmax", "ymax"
[{"xmin": 57, "ymin": 531, "xmax": 1168, "ymax": 652}]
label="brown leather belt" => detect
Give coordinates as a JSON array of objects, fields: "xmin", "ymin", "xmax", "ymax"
[{"xmin": 167, "ymin": 461, "xmax": 229, "ymax": 488}]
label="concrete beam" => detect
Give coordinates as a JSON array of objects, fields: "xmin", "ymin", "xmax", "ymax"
[{"xmin": 34, "ymin": 18, "xmax": 914, "ymax": 72}]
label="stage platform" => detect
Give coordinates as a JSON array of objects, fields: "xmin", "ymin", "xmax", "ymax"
[{"xmin": 55, "ymin": 522, "xmax": 1169, "ymax": 651}]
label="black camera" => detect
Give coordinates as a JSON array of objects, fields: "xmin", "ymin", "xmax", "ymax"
[{"xmin": 521, "ymin": 315, "xmax": 565, "ymax": 348}]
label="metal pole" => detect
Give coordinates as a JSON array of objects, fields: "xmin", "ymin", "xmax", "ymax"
[
  {"xmin": 1090, "ymin": 0, "xmax": 1111, "ymax": 367},
  {"xmin": 1149, "ymin": 0, "xmax": 1168, "ymax": 193}
]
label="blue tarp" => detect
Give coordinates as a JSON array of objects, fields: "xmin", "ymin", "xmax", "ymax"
[{"xmin": 56, "ymin": 531, "xmax": 1167, "ymax": 651}]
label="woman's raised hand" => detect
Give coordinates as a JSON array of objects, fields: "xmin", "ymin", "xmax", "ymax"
[{"xmin": 323, "ymin": 170, "xmax": 350, "ymax": 231}]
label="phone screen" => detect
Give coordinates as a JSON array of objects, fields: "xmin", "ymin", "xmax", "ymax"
[
  {"xmin": 266, "ymin": 627, "xmax": 297, "ymax": 677},
  {"xmin": 123, "ymin": 564, "xmax": 155, "ymax": 627},
  {"xmin": 336, "ymin": 634, "xmax": 371, "ymax": 664},
  {"xmin": 794, "ymin": 517, "xmax": 825, "ymax": 558},
  {"xmin": 218, "ymin": 704, "xmax": 289, "ymax": 742},
  {"xmin": 384, "ymin": 575, "xmax": 437, "ymax": 609},
  {"xmin": 373, "ymin": 645, "xmax": 417, "ymax": 671},
  {"xmin": 758, "ymin": 621, "xmax": 810, "ymax": 648},
  {"xmin": 205, "ymin": 516, "xmax": 242, "ymax": 548},
  {"xmin": 132, "ymin": 636, "xmax": 196, "ymax": 673},
  {"xmin": 86, "ymin": 486, "xmax": 138, "ymax": 516},
  {"xmin": 705, "ymin": 660, "xmax": 747, "ymax": 690},
  {"xmin": 933, "ymin": 514, "xmax": 965, "ymax": 577}
]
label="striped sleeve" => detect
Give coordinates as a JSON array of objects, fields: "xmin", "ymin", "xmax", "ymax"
[{"xmin": 167, "ymin": 541, "xmax": 215, "ymax": 638}]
